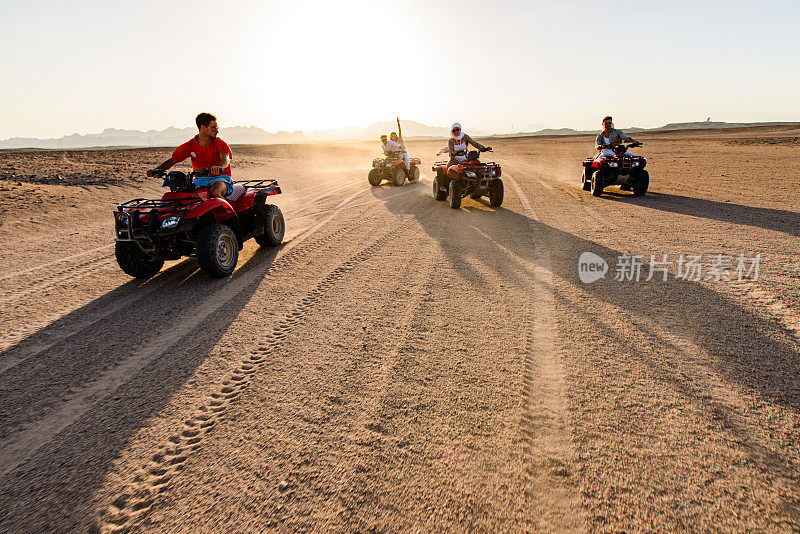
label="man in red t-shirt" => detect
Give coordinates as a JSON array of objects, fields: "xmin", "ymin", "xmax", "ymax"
[{"xmin": 147, "ymin": 112, "xmax": 234, "ymax": 198}]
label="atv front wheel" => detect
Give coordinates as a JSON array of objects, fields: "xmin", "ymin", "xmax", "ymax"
[
  {"xmin": 115, "ymin": 241, "xmax": 164, "ymax": 279},
  {"xmin": 368, "ymin": 169, "xmax": 382, "ymax": 186},
  {"xmin": 255, "ymin": 205, "xmax": 285, "ymax": 247},
  {"xmin": 197, "ymin": 223, "xmax": 239, "ymax": 278},
  {"xmin": 391, "ymin": 168, "xmax": 406, "ymax": 187},
  {"xmin": 409, "ymin": 166, "xmax": 420, "ymax": 182},
  {"xmin": 632, "ymin": 170, "xmax": 649, "ymax": 196},
  {"xmin": 488, "ymin": 179, "xmax": 504, "ymax": 207},
  {"xmin": 448, "ymin": 180, "xmax": 462, "ymax": 209},
  {"xmin": 581, "ymin": 170, "xmax": 592, "ymax": 191},
  {"xmin": 591, "ymin": 170, "xmax": 604, "ymax": 197},
  {"xmin": 433, "ymin": 175, "xmax": 447, "ymax": 201}
]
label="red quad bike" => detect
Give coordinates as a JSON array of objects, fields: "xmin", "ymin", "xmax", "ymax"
[
  {"xmin": 368, "ymin": 155, "xmax": 421, "ymax": 186},
  {"xmin": 581, "ymin": 142, "xmax": 649, "ymax": 197},
  {"xmin": 431, "ymin": 149, "xmax": 503, "ymax": 209},
  {"xmin": 114, "ymin": 169, "xmax": 285, "ymax": 279}
]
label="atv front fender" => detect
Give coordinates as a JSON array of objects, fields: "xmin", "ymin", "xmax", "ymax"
[{"xmin": 186, "ymin": 198, "xmax": 237, "ymax": 223}]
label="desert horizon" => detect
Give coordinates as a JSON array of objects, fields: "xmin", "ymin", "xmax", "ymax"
[{"xmin": 3, "ymin": 118, "xmax": 799, "ymax": 151}]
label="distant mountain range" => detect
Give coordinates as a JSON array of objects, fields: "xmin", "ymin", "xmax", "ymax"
[
  {"xmin": 1, "ymin": 120, "xmax": 797, "ymax": 150},
  {"xmin": 0, "ymin": 120, "xmax": 484, "ymax": 150}
]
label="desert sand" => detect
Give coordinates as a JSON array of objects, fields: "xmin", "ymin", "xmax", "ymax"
[{"xmin": 0, "ymin": 125, "xmax": 799, "ymax": 532}]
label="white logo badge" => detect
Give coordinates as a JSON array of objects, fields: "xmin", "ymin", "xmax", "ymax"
[
  {"xmin": 578, "ymin": 252, "xmax": 608, "ymax": 284},
  {"xmin": 190, "ymin": 151, "xmax": 197, "ymax": 157}
]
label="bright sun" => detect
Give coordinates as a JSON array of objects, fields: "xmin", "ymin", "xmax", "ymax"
[{"xmin": 229, "ymin": 0, "xmax": 433, "ymax": 132}]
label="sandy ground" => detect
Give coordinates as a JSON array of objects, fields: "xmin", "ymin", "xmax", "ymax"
[{"xmin": 0, "ymin": 126, "xmax": 799, "ymax": 532}]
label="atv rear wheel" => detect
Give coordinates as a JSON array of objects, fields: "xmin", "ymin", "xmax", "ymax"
[
  {"xmin": 391, "ymin": 168, "xmax": 406, "ymax": 187},
  {"xmin": 591, "ymin": 170, "xmax": 604, "ymax": 197},
  {"xmin": 255, "ymin": 205, "xmax": 285, "ymax": 247},
  {"xmin": 368, "ymin": 169, "xmax": 382, "ymax": 186},
  {"xmin": 488, "ymin": 179, "xmax": 504, "ymax": 207},
  {"xmin": 115, "ymin": 241, "xmax": 164, "ymax": 279},
  {"xmin": 433, "ymin": 174, "xmax": 447, "ymax": 201},
  {"xmin": 196, "ymin": 223, "xmax": 239, "ymax": 278},
  {"xmin": 632, "ymin": 170, "xmax": 649, "ymax": 196},
  {"xmin": 448, "ymin": 180, "xmax": 462, "ymax": 209},
  {"xmin": 409, "ymin": 166, "xmax": 420, "ymax": 182}
]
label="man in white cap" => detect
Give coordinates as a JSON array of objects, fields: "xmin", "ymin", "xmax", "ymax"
[{"xmin": 446, "ymin": 123, "xmax": 491, "ymax": 167}]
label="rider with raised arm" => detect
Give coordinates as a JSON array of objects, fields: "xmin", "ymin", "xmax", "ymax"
[
  {"xmin": 147, "ymin": 112, "xmax": 235, "ymax": 199},
  {"xmin": 446, "ymin": 123, "xmax": 491, "ymax": 167},
  {"xmin": 381, "ymin": 118, "xmax": 412, "ymax": 179},
  {"xmin": 596, "ymin": 115, "xmax": 638, "ymax": 158}
]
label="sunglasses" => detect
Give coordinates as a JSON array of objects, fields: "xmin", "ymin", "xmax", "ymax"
[{"xmin": 452, "ymin": 128, "xmax": 461, "ymax": 133}]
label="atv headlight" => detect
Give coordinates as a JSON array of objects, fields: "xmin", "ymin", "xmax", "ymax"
[
  {"xmin": 632, "ymin": 162, "xmax": 639, "ymax": 166},
  {"xmin": 608, "ymin": 162, "xmax": 618, "ymax": 168},
  {"xmin": 465, "ymin": 171, "xmax": 477, "ymax": 178},
  {"xmin": 118, "ymin": 213, "xmax": 130, "ymax": 226},
  {"xmin": 161, "ymin": 216, "xmax": 181, "ymax": 230}
]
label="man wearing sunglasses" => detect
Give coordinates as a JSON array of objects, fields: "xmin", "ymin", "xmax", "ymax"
[
  {"xmin": 596, "ymin": 115, "xmax": 638, "ymax": 157},
  {"xmin": 446, "ymin": 123, "xmax": 491, "ymax": 167}
]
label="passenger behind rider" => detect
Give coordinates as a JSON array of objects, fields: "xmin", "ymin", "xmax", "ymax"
[
  {"xmin": 147, "ymin": 112, "xmax": 236, "ymax": 199},
  {"xmin": 596, "ymin": 115, "xmax": 638, "ymax": 158},
  {"xmin": 381, "ymin": 132, "xmax": 411, "ymax": 179},
  {"xmin": 446, "ymin": 123, "xmax": 491, "ymax": 167}
]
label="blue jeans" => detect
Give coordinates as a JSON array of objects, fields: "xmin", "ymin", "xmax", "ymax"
[{"xmin": 192, "ymin": 175, "xmax": 233, "ymax": 196}]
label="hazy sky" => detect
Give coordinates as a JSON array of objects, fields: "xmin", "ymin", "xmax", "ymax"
[{"xmin": 2, "ymin": 0, "xmax": 798, "ymax": 139}]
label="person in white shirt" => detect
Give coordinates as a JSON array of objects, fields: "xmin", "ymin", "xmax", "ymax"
[
  {"xmin": 380, "ymin": 132, "xmax": 411, "ymax": 178},
  {"xmin": 596, "ymin": 115, "xmax": 638, "ymax": 157},
  {"xmin": 446, "ymin": 123, "xmax": 490, "ymax": 167}
]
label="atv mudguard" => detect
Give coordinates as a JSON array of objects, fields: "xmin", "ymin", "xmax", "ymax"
[{"xmin": 185, "ymin": 198, "xmax": 237, "ymax": 223}]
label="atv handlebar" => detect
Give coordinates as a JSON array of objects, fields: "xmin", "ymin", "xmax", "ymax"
[
  {"xmin": 598, "ymin": 141, "xmax": 642, "ymax": 149},
  {"xmin": 149, "ymin": 168, "xmax": 214, "ymax": 179},
  {"xmin": 452, "ymin": 147, "xmax": 493, "ymax": 156}
]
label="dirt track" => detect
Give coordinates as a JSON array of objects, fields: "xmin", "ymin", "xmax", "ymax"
[{"xmin": 1, "ymin": 127, "xmax": 799, "ymax": 532}]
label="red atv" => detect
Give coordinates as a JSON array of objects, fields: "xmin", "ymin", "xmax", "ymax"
[
  {"xmin": 114, "ymin": 169, "xmax": 285, "ymax": 279},
  {"xmin": 582, "ymin": 142, "xmax": 648, "ymax": 197},
  {"xmin": 368, "ymin": 155, "xmax": 421, "ymax": 186},
  {"xmin": 431, "ymin": 149, "xmax": 503, "ymax": 209}
]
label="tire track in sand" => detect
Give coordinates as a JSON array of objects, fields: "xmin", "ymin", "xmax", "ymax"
[
  {"xmin": 0, "ymin": 186, "xmax": 373, "ymax": 479},
  {"xmin": 0, "ymin": 181, "xmax": 398, "ymax": 370},
  {"xmin": 98, "ymin": 226, "xmax": 399, "ymax": 533},
  {"xmin": 506, "ymin": 173, "xmax": 584, "ymax": 531}
]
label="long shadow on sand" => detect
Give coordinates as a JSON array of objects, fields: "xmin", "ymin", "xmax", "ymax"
[
  {"xmin": 603, "ymin": 191, "xmax": 800, "ymax": 237},
  {"xmin": 0, "ymin": 245, "xmax": 281, "ymax": 532},
  {"xmin": 384, "ymin": 189, "xmax": 800, "ymax": 413},
  {"xmin": 381, "ymin": 189, "xmax": 800, "ymax": 509}
]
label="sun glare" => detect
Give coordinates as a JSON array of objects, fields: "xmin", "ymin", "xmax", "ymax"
[{"xmin": 230, "ymin": 1, "xmax": 432, "ymax": 133}]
